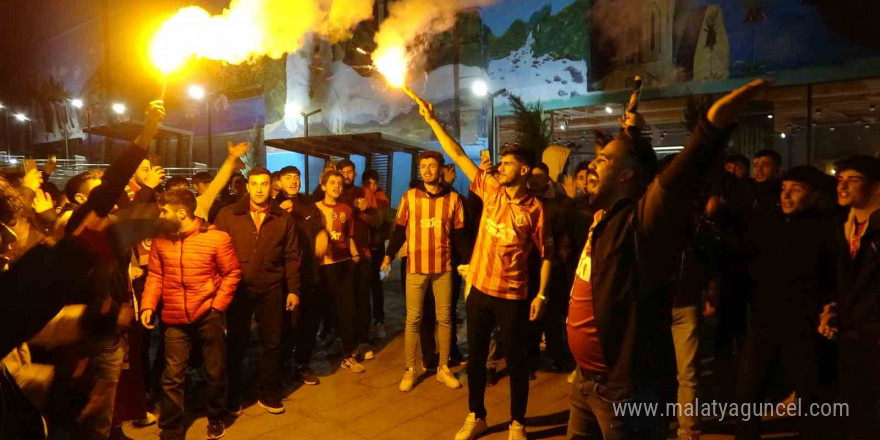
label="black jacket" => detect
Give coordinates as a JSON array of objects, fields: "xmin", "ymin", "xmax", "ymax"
[
  {"xmin": 274, "ymin": 193, "xmax": 322, "ymax": 287},
  {"xmin": 747, "ymin": 208, "xmax": 836, "ymax": 335},
  {"xmin": 214, "ymin": 196, "xmax": 301, "ymax": 295},
  {"xmin": 587, "ymin": 118, "xmax": 729, "ymax": 394},
  {"xmin": 835, "ymin": 209, "xmax": 880, "ymax": 343}
]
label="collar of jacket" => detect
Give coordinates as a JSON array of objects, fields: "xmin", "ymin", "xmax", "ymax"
[
  {"xmin": 415, "ymin": 181, "xmax": 452, "ymax": 199},
  {"xmin": 595, "ymin": 197, "xmax": 636, "ymax": 228},
  {"xmin": 231, "ymin": 195, "xmax": 285, "ymax": 217}
]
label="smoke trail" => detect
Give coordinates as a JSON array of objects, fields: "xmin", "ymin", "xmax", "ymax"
[{"xmin": 372, "ymin": 0, "xmax": 497, "ymax": 85}]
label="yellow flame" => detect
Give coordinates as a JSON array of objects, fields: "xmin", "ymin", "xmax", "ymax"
[
  {"xmin": 373, "ymin": 45, "xmax": 407, "ymax": 88},
  {"xmin": 149, "ymin": 0, "xmax": 373, "ymax": 74}
]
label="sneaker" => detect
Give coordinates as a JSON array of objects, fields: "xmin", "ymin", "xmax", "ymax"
[
  {"xmin": 131, "ymin": 411, "xmax": 157, "ymax": 427},
  {"xmin": 206, "ymin": 420, "xmax": 226, "ymax": 439},
  {"xmin": 436, "ymin": 365, "xmax": 462, "ymax": 389},
  {"xmin": 454, "ymin": 413, "xmax": 488, "ymax": 440},
  {"xmin": 376, "ymin": 322, "xmax": 387, "ymax": 339},
  {"xmin": 486, "ymin": 367, "xmax": 498, "ymax": 387},
  {"xmin": 508, "ymin": 420, "xmax": 527, "ymax": 440},
  {"xmin": 258, "ymin": 397, "xmax": 285, "ymax": 414},
  {"xmin": 399, "ymin": 367, "xmax": 422, "ymax": 392},
  {"xmin": 341, "ymin": 357, "xmax": 366, "ymax": 373},
  {"xmin": 359, "ymin": 343, "xmax": 375, "ymax": 360},
  {"xmin": 297, "ymin": 366, "xmax": 320, "ymax": 385}
]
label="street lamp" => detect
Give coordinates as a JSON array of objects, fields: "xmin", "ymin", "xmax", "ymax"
[
  {"xmin": 71, "ymin": 99, "xmax": 84, "ymax": 109},
  {"xmin": 189, "ymin": 85, "xmax": 214, "ymax": 165},
  {"xmin": 112, "ymin": 103, "xmax": 126, "ymax": 115},
  {"xmin": 14, "ymin": 113, "xmax": 32, "ymax": 153},
  {"xmin": 471, "ymin": 80, "xmax": 507, "ymax": 162}
]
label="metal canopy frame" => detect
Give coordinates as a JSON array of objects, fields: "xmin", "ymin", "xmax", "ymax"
[
  {"xmin": 264, "ymin": 132, "xmax": 424, "ymax": 157},
  {"xmin": 265, "ymin": 132, "xmax": 426, "ymax": 197}
]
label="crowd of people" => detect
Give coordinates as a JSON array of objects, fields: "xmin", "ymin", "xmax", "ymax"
[{"xmin": 0, "ymin": 77, "xmax": 878, "ymax": 440}]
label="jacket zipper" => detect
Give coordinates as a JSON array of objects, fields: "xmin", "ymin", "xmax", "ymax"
[{"xmin": 181, "ymin": 238, "xmax": 191, "ymax": 322}]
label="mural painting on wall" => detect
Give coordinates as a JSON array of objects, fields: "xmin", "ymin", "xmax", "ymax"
[
  {"xmin": 263, "ymin": 0, "xmax": 589, "ymax": 145},
  {"xmin": 588, "ymin": 0, "xmax": 880, "ymax": 93}
]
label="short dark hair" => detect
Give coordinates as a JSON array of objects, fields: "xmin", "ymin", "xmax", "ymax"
[
  {"xmin": 835, "ymin": 155, "xmax": 880, "ymax": 183},
  {"xmin": 418, "ymin": 151, "xmax": 445, "ymax": 167},
  {"xmin": 337, "ymin": 159, "xmax": 356, "ymax": 171},
  {"xmin": 499, "ymin": 146, "xmax": 537, "ymax": 169},
  {"xmin": 230, "ymin": 172, "xmax": 246, "ymax": 183},
  {"xmin": 442, "ymin": 164, "xmax": 456, "ymax": 173},
  {"xmin": 362, "ymin": 169, "xmax": 380, "ymax": 185},
  {"xmin": 615, "ymin": 127, "xmax": 658, "ymax": 192},
  {"xmin": 724, "ymin": 154, "xmax": 750, "ymax": 170},
  {"xmin": 781, "ymin": 165, "xmax": 832, "ymax": 192},
  {"xmin": 65, "ymin": 170, "xmax": 103, "ymax": 202},
  {"xmin": 574, "ymin": 160, "xmax": 590, "ymax": 176},
  {"xmin": 279, "ymin": 166, "xmax": 300, "ymax": 177},
  {"xmin": 754, "ymin": 149, "xmax": 782, "ymax": 167},
  {"xmin": 159, "ymin": 188, "xmax": 197, "ymax": 218},
  {"xmin": 0, "ymin": 175, "xmax": 24, "ymax": 225},
  {"xmin": 192, "ymin": 171, "xmax": 213, "ymax": 185},
  {"xmin": 165, "ymin": 176, "xmax": 189, "ymax": 190},
  {"xmin": 247, "ymin": 167, "xmax": 271, "ymax": 181},
  {"xmin": 533, "ymin": 162, "xmax": 550, "ymax": 175},
  {"xmin": 271, "ymin": 171, "xmax": 281, "ymax": 182},
  {"xmin": 321, "ymin": 170, "xmax": 344, "ymax": 186}
]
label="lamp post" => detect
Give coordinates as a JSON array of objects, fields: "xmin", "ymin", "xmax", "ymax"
[
  {"xmin": 188, "ymin": 85, "xmax": 216, "ymax": 166},
  {"xmin": 14, "ymin": 113, "xmax": 32, "ymax": 153},
  {"xmin": 471, "ymin": 80, "xmax": 507, "ymax": 163}
]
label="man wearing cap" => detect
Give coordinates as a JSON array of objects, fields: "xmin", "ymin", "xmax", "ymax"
[
  {"xmin": 819, "ymin": 155, "xmax": 880, "ymax": 438},
  {"xmin": 737, "ymin": 165, "xmax": 837, "ymax": 440}
]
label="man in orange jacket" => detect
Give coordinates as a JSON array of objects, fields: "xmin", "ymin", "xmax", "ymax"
[{"xmin": 140, "ymin": 189, "xmax": 241, "ymax": 440}]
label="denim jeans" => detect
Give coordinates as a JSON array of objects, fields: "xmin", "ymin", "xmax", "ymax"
[
  {"xmin": 567, "ymin": 367, "xmax": 640, "ymax": 440},
  {"xmin": 159, "ymin": 311, "xmax": 227, "ymax": 432},
  {"xmin": 671, "ymin": 305, "xmax": 701, "ymax": 438},
  {"xmin": 84, "ymin": 334, "xmax": 125, "ymax": 440},
  {"xmin": 405, "ymin": 272, "xmax": 453, "ymax": 369}
]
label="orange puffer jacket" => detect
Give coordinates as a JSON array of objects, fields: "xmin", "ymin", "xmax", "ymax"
[{"xmin": 142, "ymin": 219, "xmax": 241, "ymax": 324}]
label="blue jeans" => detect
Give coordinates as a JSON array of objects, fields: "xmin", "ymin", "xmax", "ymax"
[{"xmin": 567, "ymin": 367, "xmax": 660, "ymax": 440}]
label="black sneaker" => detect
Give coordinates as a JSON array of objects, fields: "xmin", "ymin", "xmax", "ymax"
[
  {"xmin": 297, "ymin": 367, "xmax": 320, "ymax": 385},
  {"xmin": 258, "ymin": 397, "xmax": 286, "ymax": 414},
  {"xmin": 206, "ymin": 420, "xmax": 226, "ymax": 439},
  {"xmin": 486, "ymin": 367, "xmax": 498, "ymax": 387}
]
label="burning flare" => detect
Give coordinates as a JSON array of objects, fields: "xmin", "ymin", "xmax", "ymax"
[
  {"xmin": 373, "ymin": 45, "xmax": 407, "ymax": 88},
  {"xmin": 149, "ymin": 0, "xmax": 373, "ymax": 74}
]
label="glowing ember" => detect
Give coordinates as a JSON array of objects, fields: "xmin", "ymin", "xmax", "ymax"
[{"xmin": 373, "ymin": 46, "xmax": 407, "ymax": 88}]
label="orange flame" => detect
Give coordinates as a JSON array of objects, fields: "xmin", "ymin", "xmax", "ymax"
[
  {"xmin": 373, "ymin": 45, "xmax": 408, "ymax": 88},
  {"xmin": 149, "ymin": 0, "xmax": 373, "ymax": 74}
]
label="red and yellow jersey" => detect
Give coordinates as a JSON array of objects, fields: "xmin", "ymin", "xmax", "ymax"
[
  {"xmin": 315, "ymin": 201, "xmax": 355, "ymax": 265},
  {"xmin": 340, "ymin": 185, "xmax": 378, "ymax": 258},
  {"xmin": 468, "ymin": 169, "xmax": 547, "ymax": 300},
  {"xmin": 395, "ymin": 188, "xmax": 465, "ymax": 274}
]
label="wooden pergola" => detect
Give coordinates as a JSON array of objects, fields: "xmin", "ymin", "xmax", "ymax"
[{"xmin": 265, "ymin": 132, "xmax": 427, "ymax": 195}]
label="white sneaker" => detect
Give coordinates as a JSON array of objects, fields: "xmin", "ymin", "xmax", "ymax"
[
  {"xmin": 436, "ymin": 365, "xmax": 462, "ymax": 389},
  {"xmin": 359, "ymin": 343, "xmax": 375, "ymax": 360},
  {"xmin": 376, "ymin": 322, "xmax": 387, "ymax": 339},
  {"xmin": 508, "ymin": 421, "xmax": 527, "ymax": 440},
  {"xmin": 399, "ymin": 367, "xmax": 423, "ymax": 392},
  {"xmin": 454, "ymin": 413, "xmax": 487, "ymax": 440},
  {"xmin": 341, "ymin": 357, "xmax": 366, "ymax": 373}
]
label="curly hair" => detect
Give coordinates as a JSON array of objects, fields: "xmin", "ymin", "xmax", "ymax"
[{"xmin": 0, "ymin": 175, "xmax": 24, "ymax": 225}]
